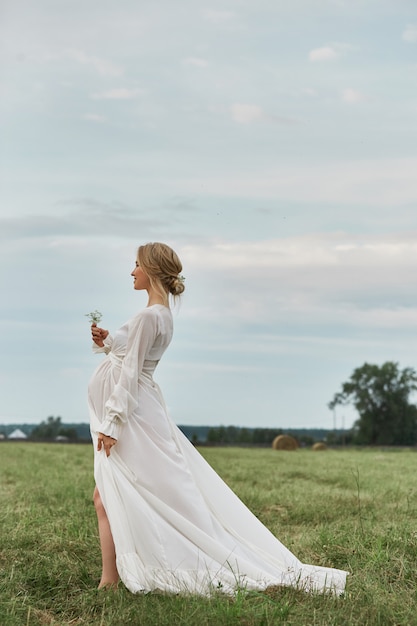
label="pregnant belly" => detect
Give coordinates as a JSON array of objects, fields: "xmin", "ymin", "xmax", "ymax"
[{"xmin": 88, "ymin": 359, "xmax": 119, "ymax": 419}]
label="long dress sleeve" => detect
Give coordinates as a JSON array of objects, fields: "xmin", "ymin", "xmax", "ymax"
[
  {"xmin": 92, "ymin": 334, "xmax": 113, "ymax": 355},
  {"xmin": 99, "ymin": 310, "xmax": 159, "ymax": 440}
]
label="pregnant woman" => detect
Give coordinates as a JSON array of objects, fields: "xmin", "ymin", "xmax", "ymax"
[{"xmin": 88, "ymin": 241, "xmax": 347, "ymax": 595}]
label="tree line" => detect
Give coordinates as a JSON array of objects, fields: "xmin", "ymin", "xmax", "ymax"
[
  {"xmin": 200, "ymin": 426, "xmax": 329, "ymax": 447},
  {"xmin": 3, "ymin": 361, "xmax": 416, "ymax": 447},
  {"xmin": 30, "ymin": 416, "xmax": 79, "ymax": 441}
]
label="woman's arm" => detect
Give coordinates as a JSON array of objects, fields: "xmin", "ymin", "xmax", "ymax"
[{"xmin": 99, "ymin": 309, "xmax": 160, "ymax": 441}]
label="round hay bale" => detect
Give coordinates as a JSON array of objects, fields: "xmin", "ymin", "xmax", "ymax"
[
  {"xmin": 312, "ymin": 442, "xmax": 327, "ymax": 451},
  {"xmin": 272, "ymin": 434, "xmax": 298, "ymax": 451}
]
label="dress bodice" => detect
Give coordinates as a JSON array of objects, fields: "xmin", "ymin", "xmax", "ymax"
[
  {"xmin": 110, "ymin": 304, "xmax": 173, "ymax": 364},
  {"xmin": 90, "ymin": 304, "xmax": 173, "ymax": 439}
]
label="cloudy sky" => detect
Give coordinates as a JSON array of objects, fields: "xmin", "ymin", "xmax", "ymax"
[{"xmin": 1, "ymin": 0, "xmax": 416, "ymax": 431}]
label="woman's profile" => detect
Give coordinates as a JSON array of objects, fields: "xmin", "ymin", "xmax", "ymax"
[{"xmin": 88, "ymin": 242, "xmax": 348, "ymax": 595}]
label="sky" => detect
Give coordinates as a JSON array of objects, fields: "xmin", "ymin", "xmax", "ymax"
[{"xmin": 1, "ymin": 0, "xmax": 417, "ymax": 431}]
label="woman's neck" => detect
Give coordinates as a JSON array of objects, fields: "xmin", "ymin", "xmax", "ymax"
[{"xmin": 147, "ymin": 290, "xmax": 168, "ymax": 308}]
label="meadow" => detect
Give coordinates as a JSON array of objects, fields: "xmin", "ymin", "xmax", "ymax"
[{"xmin": 1, "ymin": 443, "xmax": 417, "ymax": 625}]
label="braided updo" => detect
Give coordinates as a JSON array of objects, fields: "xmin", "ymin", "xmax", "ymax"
[{"xmin": 137, "ymin": 242, "xmax": 185, "ymax": 303}]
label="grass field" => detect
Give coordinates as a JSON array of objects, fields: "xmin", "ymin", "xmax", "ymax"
[{"xmin": 1, "ymin": 443, "xmax": 417, "ymax": 625}]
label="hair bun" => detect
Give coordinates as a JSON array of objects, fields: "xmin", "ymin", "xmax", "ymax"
[{"xmin": 170, "ymin": 275, "xmax": 185, "ymax": 296}]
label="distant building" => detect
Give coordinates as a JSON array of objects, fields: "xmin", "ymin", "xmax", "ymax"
[{"xmin": 8, "ymin": 428, "xmax": 28, "ymax": 440}]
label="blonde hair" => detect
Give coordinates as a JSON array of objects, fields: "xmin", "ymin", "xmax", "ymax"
[{"xmin": 137, "ymin": 242, "xmax": 185, "ymax": 304}]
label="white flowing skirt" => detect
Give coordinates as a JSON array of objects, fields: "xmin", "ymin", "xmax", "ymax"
[{"xmin": 88, "ymin": 363, "xmax": 347, "ymax": 596}]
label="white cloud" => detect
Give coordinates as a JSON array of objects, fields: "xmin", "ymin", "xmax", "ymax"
[
  {"xmin": 308, "ymin": 42, "xmax": 356, "ymax": 62},
  {"xmin": 172, "ymin": 157, "xmax": 417, "ymax": 206},
  {"xmin": 182, "ymin": 57, "xmax": 209, "ymax": 68},
  {"xmin": 82, "ymin": 113, "xmax": 107, "ymax": 123},
  {"xmin": 180, "ymin": 233, "xmax": 417, "ymax": 330},
  {"xmin": 91, "ymin": 88, "xmax": 145, "ymax": 100},
  {"xmin": 402, "ymin": 24, "xmax": 417, "ymax": 42},
  {"xmin": 67, "ymin": 49, "xmax": 124, "ymax": 76},
  {"xmin": 0, "ymin": 200, "xmax": 182, "ymax": 242},
  {"xmin": 230, "ymin": 103, "xmax": 263, "ymax": 124},
  {"xmin": 182, "ymin": 233, "xmax": 417, "ymax": 272},
  {"xmin": 341, "ymin": 87, "xmax": 366, "ymax": 104},
  {"xmin": 309, "ymin": 46, "xmax": 339, "ymax": 62}
]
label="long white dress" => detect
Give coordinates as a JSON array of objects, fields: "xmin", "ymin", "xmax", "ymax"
[{"xmin": 88, "ymin": 304, "xmax": 348, "ymax": 596}]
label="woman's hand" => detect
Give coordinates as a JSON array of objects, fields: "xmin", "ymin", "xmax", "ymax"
[
  {"xmin": 91, "ymin": 323, "xmax": 109, "ymax": 348},
  {"xmin": 98, "ymin": 433, "xmax": 117, "ymax": 457}
]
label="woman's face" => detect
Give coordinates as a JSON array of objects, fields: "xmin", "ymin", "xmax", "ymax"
[{"xmin": 131, "ymin": 259, "xmax": 151, "ymax": 291}]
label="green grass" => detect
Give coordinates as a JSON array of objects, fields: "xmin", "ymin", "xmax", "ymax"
[{"xmin": 1, "ymin": 444, "xmax": 417, "ymax": 625}]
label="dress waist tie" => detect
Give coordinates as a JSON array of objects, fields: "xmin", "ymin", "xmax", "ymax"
[{"xmin": 108, "ymin": 352, "xmax": 159, "ymax": 377}]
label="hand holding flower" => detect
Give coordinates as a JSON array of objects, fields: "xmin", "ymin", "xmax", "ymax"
[
  {"xmin": 86, "ymin": 311, "xmax": 108, "ymax": 347},
  {"xmin": 91, "ymin": 324, "xmax": 109, "ymax": 347}
]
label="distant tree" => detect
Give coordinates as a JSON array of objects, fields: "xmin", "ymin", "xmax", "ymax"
[
  {"xmin": 207, "ymin": 427, "xmax": 220, "ymax": 445},
  {"xmin": 329, "ymin": 362, "xmax": 417, "ymax": 446},
  {"xmin": 72, "ymin": 423, "xmax": 91, "ymax": 441},
  {"xmin": 206, "ymin": 426, "xmax": 232, "ymax": 445},
  {"xmin": 226, "ymin": 426, "xmax": 238, "ymax": 444},
  {"xmin": 238, "ymin": 428, "xmax": 252, "ymax": 445},
  {"xmin": 58, "ymin": 427, "xmax": 78, "ymax": 441},
  {"xmin": 252, "ymin": 428, "xmax": 269, "ymax": 445},
  {"xmin": 297, "ymin": 434, "xmax": 315, "ymax": 447},
  {"xmin": 30, "ymin": 416, "xmax": 64, "ymax": 441},
  {"xmin": 217, "ymin": 426, "xmax": 228, "ymax": 444}
]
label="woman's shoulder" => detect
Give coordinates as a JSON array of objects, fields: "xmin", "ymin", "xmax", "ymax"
[
  {"xmin": 131, "ymin": 305, "xmax": 172, "ymax": 332},
  {"xmin": 136, "ymin": 304, "xmax": 172, "ymax": 319}
]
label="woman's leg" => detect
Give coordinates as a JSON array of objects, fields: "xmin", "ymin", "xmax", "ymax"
[{"xmin": 93, "ymin": 486, "xmax": 119, "ymax": 588}]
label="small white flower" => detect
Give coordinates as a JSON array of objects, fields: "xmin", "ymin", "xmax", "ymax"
[{"xmin": 85, "ymin": 310, "xmax": 103, "ymax": 324}]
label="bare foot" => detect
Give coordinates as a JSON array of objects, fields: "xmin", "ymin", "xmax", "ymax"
[{"xmin": 98, "ymin": 579, "xmax": 119, "ymax": 590}]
